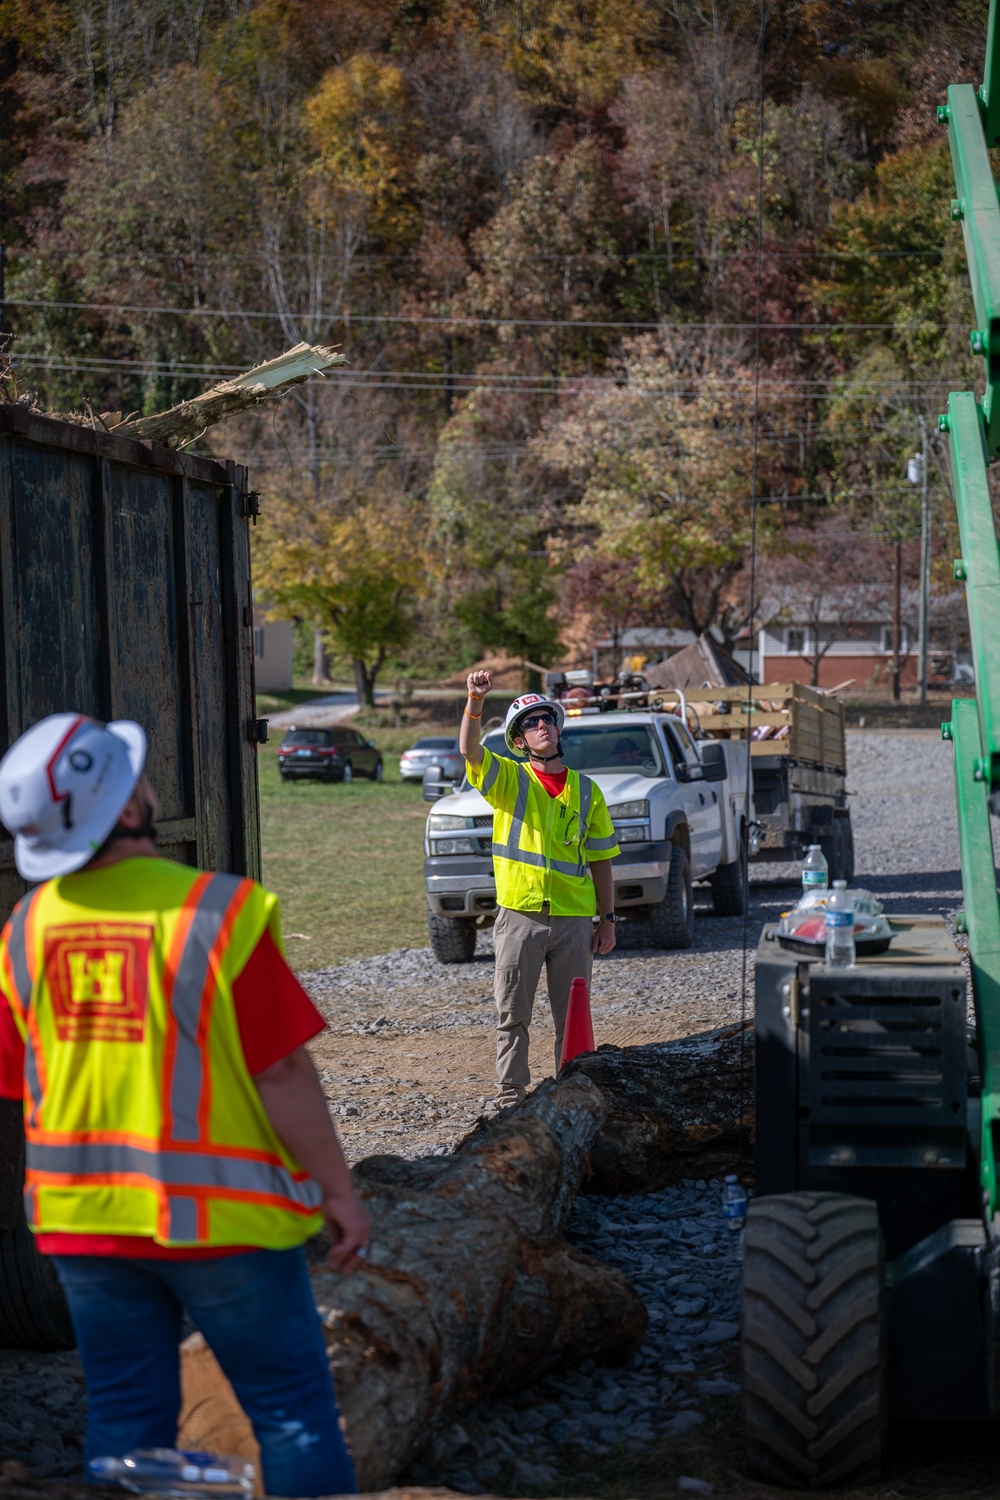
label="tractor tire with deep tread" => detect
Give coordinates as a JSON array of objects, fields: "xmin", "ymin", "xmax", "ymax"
[
  {"xmin": 647, "ymin": 846, "xmax": 694, "ymax": 949},
  {"xmin": 427, "ymin": 911, "xmax": 477, "ymax": 964},
  {"xmin": 710, "ymin": 829, "xmax": 748, "ymax": 916},
  {"xmin": 0, "ymin": 1203, "xmax": 75, "ymax": 1351},
  {"xmin": 742, "ymin": 1192, "xmax": 886, "ymax": 1490}
]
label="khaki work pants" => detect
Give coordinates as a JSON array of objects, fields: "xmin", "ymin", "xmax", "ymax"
[{"xmin": 492, "ymin": 905, "xmax": 594, "ymax": 1105}]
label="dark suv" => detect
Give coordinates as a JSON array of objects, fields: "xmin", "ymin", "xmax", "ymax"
[{"xmin": 277, "ymin": 726, "xmax": 383, "ymax": 784}]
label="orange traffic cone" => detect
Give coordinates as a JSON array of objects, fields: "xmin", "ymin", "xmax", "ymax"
[{"xmin": 559, "ymin": 976, "xmax": 595, "ymax": 1068}]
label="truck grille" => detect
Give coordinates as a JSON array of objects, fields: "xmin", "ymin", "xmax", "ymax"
[{"xmin": 473, "ymin": 815, "xmax": 493, "ymax": 828}]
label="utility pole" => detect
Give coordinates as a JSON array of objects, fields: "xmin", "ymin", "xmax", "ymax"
[
  {"xmin": 908, "ymin": 417, "xmax": 931, "ymax": 706},
  {"xmin": 892, "ymin": 541, "xmax": 902, "ymax": 702}
]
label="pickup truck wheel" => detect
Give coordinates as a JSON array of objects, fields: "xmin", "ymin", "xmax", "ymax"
[
  {"xmin": 648, "ymin": 847, "xmax": 694, "ymax": 949},
  {"xmin": 710, "ymin": 830, "xmax": 748, "ymax": 916},
  {"xmin": 743, "ymin": 1193, "xmax": 886, "ymax": 1488},
  {"xmin": 427, "ymin": 911, "xmax": 477, "ymax": 964},
  {"xmin": 0, "ymin": 1203, "xmax": 75, "ymax": 1351}
]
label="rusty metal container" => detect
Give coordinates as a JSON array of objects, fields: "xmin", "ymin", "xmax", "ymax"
[{"xmin": 0, "ymin": 405, "xmax": 262, "ymax": 1347}]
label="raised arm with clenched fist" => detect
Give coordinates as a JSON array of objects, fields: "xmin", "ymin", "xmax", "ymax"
[{"xmin": 460, "ymin": 669, "xmax": 493, "ymax": 766}]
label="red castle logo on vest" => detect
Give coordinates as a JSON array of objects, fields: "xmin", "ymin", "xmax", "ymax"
[{"xmin": 45, "ymin": 922, "xmax": 152, "ymax": 1043}]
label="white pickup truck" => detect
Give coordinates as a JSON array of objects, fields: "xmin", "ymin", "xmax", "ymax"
[{"xmin": 422, "ymin": 709, "xmax": 754, "ymax": 963}]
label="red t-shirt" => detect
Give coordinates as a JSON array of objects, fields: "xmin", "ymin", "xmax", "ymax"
[
  {"xmin": 0, "ymin": 929, "xmax": 325, "ymax": 1259},
  {"xmin": 532, "ymin": 766, "xmax": 568, "ymax": 798}
]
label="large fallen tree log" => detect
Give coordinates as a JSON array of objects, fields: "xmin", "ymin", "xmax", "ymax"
[
  {"xmin": 568, "ymin": 1022, "xmax": 753, "ymax": 1194},
  {"xmin": 178, "ymin": 1026, "xmax": 748, "ymax": 1490},
  {"xmin": 179, "ymin": 1074, "xmax": 646, "ymax": 1490}
]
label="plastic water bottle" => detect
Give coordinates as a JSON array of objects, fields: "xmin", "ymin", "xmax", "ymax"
[
  {"xmin": 722, "ymin": 1174, "xmax": 748, "ymax": 1232},
  {"xmin": 88, "ymin": 1450, "xmax": 254, "ymax": 1499},
  {"xmin": 801, "ymin": 843, "xmax": 828, "ymax": 896},
  {"xmin": 825, "ymin": 880, "xmax": 856, "ymax": 969}
]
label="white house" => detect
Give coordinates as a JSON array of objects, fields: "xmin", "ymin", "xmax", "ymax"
[{"xmin": 752, "ymin": 586, "xmax": 969, "ymax": 689}]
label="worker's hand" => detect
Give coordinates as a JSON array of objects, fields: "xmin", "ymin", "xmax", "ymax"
[
  {"xmin": 467, "ymin": 669, "xmax": 492, "ymax": 700},
  {"xmin": 593, "ymin": 918, "xmax": 617, "ymax": 956},
  {"xmin": 322, "ymin": 1188, "xmax": 371, "ymax": 1273}
]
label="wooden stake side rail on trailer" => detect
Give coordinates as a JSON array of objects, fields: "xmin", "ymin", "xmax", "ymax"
[{"xmin": 676, "ymin": 683, "xmax": 851, "ymax": 877}]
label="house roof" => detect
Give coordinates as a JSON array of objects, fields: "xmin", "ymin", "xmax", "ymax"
[{"xmin": 757, "ymin": 584, "xmax": 967, "ymax": 626}]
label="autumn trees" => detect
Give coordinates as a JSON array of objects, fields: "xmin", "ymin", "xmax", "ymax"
[{"xmin": 0, "ymin": 0, "xmax": 985, "ymax": 687}]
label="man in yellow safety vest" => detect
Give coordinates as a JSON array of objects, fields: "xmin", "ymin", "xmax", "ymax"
[
  {"xmin": 0, "ymin": 713, "xmax": 368, "ymax": 1497},
  {"xmin": 460, "ymin": 671, "xmax": 620, "ymax": 1105}
]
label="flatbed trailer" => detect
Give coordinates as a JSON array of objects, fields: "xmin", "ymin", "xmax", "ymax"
[{"xmin": 673, "ymin": 682, "xmax": 853, "ymax": 881}]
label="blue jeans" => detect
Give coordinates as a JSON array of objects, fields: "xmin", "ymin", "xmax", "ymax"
[{"xmin": 52, "ymin": 1248, "xmax": 358, "ymax": 1498}]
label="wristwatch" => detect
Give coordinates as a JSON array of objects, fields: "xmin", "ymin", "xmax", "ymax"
[{"xmin": 602, "ymin": 912, "xmax": 621, "ymax": 924}]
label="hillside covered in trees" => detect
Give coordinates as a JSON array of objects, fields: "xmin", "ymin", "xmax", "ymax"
[{"xmin": 0, "ymin": 0, "xmax": 988, "ymax": 694}]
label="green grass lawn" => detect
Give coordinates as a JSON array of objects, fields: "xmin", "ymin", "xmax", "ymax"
[{"xmin": 258, "ymin": 725, "xmax": 438, "ymax": 967}]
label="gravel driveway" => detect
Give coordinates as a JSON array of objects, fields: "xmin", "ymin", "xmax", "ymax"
[{"xmin": 0, "ymin": 731, "xmax": 967, "ymax": 1488}]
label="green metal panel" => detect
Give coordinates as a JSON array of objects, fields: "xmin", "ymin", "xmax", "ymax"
[
  {"xmin": 983, "ymin": 0, "xmax": 1000, "ymax": 146},
  {"xmin": 950, "ymin": 699, "xmax": 1000, "ymax": 1215},
  {"xmin": 946, "ymin": 392, "xmax": 1000, "ymax": 789},
  {"xmin": 943, "ymin": 1, "xmax": 1000, "ymax": 1225},
  {"xmin": 946, "ymin": 84, "xmax": 1000, "ymax": 456}
]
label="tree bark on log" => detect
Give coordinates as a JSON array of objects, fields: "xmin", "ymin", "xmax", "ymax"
[
  {"xmin": 178, "ymin": 1026, "xmax": 749, "ymax": 1489},
  {"xmin": 566, "ymin": 1021, "xmax": 753, "ymax": 1195},
  {"xmin": 179, "ymin": 1075, "xmax": 646, "ymax": 1491}
]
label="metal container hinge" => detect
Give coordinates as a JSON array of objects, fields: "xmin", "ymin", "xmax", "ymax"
[{"xmin": 243, "ymin": 490, "xmax": 260, "ymax": 523}]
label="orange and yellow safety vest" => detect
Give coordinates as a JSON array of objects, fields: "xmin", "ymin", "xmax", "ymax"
[{"xmin": 0, "ymin": 857, "xmax": 323, "ymax": 1250}]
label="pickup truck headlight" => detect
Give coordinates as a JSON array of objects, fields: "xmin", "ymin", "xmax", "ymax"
[
  {"xmin": 428, "ymin": 815, "xmax": 470, "ymax": 831},
  {"xmin": 615, "ymin": 824, "xmax": 650, "ymax": 843},
  {"xmin": 608, "ymin": 800, "xmax": 649, "ymax": 820},
  {"xmin": 433, "ymin": 836, "xmax": 478, "ymax": 855}
]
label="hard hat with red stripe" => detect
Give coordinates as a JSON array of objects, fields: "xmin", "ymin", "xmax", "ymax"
[
  {"xmin": 504, "ymin": 693, "xmax": 565, "ymax": 754},
  {"xmin": 0, "ymin": 714, "xmax": 146, "ymax": 881}
]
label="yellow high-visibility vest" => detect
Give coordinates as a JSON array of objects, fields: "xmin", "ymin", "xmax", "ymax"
[
  {"xmin": 467, "ymin": 749, "xmax": 620, "ymax": 916},
  {"xmin": 0, "ymin": 857, "xmax": 323, "ymax": 1249}
]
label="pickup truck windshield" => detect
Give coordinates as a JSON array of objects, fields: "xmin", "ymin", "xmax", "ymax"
[
  {"xmin": 560, "ymin": 725, "xmax": 665, "ymax": 775},
  {"xmin": 463, "ymin": 726, "xmax": 665, "ymax": 787}
]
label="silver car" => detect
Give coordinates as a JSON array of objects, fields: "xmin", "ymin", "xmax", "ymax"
[{"xmin": 400, "ymin": 735, "xmax": 464, "ymax": 783}]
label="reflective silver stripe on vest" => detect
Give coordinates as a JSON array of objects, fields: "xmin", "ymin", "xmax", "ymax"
[
  {"xmin": 480, "ymin": 755, "xmax": 501, "ymax": 794},
  {"xmin": 168, "ymin": 1195, "xmax": 200, "ymax": 1240},
  {"xmin": 6, "ymin": 890, "xmax": 44, "ymax": 1126},
  {"xmin": 584, "ymin": 832, "xmax": 619, "ymax": 853},
  {"xmin": 168, "ymin": 873, "xmax": 246, "ymax": 1143},
  {"xmin": 26, "ymin": 1140, "xmax": 323, "ymax": 1210},
  {"xmin": 492, "ymin": 844, "xmax": 547, "ymax": 867},
  {"xmin": 577, "ymin": 774, "xmax": 593, "ymax": 836},
  {"xmin": 559, "ymin": 772, "xmax": 590, "ymax": 877}
]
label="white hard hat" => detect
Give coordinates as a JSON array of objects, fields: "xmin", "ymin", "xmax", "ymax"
[
  {"xmin": 0, "ymin": 714, "xmax": 147, "ymax": 881},
  {"xmin": 504, "ymin": 693, "xmax": 566, "ymax": 754}
]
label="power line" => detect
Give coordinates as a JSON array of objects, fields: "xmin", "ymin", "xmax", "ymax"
[
  {"xmin": 9, "ymin": 353, "xmax": 958, "ymax": 402},
  {"xmin": 3, "ymin": 295, "xmax": 972, "ymax": 334}
]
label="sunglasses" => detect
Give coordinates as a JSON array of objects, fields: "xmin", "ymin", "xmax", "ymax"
[{"xmin": 519, "ymin": 712, "xmax": 557, "ymax": 730}]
